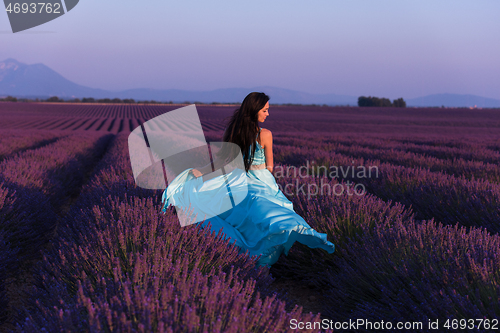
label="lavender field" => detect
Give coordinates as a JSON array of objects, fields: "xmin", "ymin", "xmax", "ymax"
[{"xmin": 0, "ymin": 102, "xmax": 499, "ymax": 332}]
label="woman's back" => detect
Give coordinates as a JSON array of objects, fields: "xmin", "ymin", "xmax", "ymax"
[{"xmin": 249, "ymin": 128, "xmax": 266, "ymax": 168}]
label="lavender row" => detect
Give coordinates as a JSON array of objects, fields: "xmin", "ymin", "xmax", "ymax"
[
  {"xmin": 272, "ymin": 174, "xmax": 500, "ymax": 328},
  {"xmin": 0, "ymin": 132, "xmax": 114, "ymax": 256},
  {"xmin": 55, "ymin": 133, "xmax": 162, "ymax": 249},
  {"xmin": 362, "ymin": 162, "xmax": 500, "ymax": 233},
  {"xmin": 1, "ymin": 132, "xmax": 121, "ymax": 329},
  {"xmin": 62, "ymin": 133, "xmax": 156, "ymax": 234},
  {"xmin": 324, "ymin": 217, "xmax": 500, "ymax": 330},
  {"xmin": 24, "ymin": 256, "xmax": 316, "ymax": 332},
  {"xmin": 390, "ymin": 135, "xmax": 500, "ymax": 155},
  {"xmin": 323, "ymin": 141, "xmax": 500, "ymax": 183},
  {"xmin": 0, "ymin": 130, "xmax": 62, "ymax": 161},
  {"xmin": 274, "ymin": 145, "xmax": 500, "ymax": 233},
  {"xmin": 391, "ymin": 141, "xmax": 500, "ymax": 165},
  {"xmin": 0, "ymin": 133, "xmax": 114, "ymax": 328},
  {"xmin": 273, "ymin": 132, "xmax": 483, "ymax": 149},
  {"xmin": 24, "ymin": 202, "xmax": 321, "ymax": 331},
  {"xmin": 274, "ymin": 133, "xmax": 500, "ymax": 165},
  {"xmin": 0, "ymin": 102, "xmax": 178, "ymax": 119},
  {"xmin": 271, "ymin": 173, "xmax": 415, "ymax": 285},
  {"xmin": 0, "ymin": 132, "xmax": 113, "ymax": 203},
  {"xmin": 56, "ymin": 133, "xmax": 262, "ymax": 277}
]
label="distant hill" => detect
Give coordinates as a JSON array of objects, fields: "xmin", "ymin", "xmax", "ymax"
[
  {"xmin": 1, "ymin": 58, "xmax": 499, "ymax": 107},
  {"xmin": 406, "ymin": 94, "xmax": 500, "ymax": 108},
  {"xmin": 0, "ymin": 58, "xmax": 357, "ymax": 105},
  {"xmin": 116, "ymin": 86, "xmax": 358, "ymax": 105},
  {"xmin": 0, "ymin": 58, "xmax": 110, "ymax": 99}
]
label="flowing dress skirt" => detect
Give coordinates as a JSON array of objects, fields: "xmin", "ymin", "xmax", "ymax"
[{"xmin": 162, "ymin": 167, "xmax": 335, "ymax": 266}]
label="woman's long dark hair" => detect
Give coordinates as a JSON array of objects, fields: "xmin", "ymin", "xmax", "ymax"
[{"xmin": 221, "ymin": 92, "xmax": 270, "ymax": 173}]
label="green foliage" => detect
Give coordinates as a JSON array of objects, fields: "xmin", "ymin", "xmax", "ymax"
[
  {"xmin": 46, "ymin": 96, "xmax": 62, "ymax": 102},
  {"xmin": 0, "ymin": 96, "xmax": 17, "ymax": 102},
  {"xmin": 46, "ymin": 97, "xmax": 171, "ymax": 104},
  {"xmin": 358, "ymin": 96, "xmax": 406, "ymax": 107},
  {"xmin": 393, "ymin": 97, "xmax": 406, "ymax": 107}
]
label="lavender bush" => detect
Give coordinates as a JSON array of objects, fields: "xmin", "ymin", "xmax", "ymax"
[
  {"xmin": 0, "ymin": 130, "xmax": 62, "ymax": 161},
  {"xmin": 318, "ymin": 140, "xmax": 500, "ymax": 183},
  {"xmin": 0, "ymin": 133, "xmax": 113, "ymax": 257},
  {"xmin": 0, "ymin": 133, "xmax": 114, "ymax": 328},
  {"xmin": 271, "ymin": 173, "xmax": 415, "ymax": 285},
  {"xmin": 271, "ymin": 170, "xmax": 499, "ymax": 331},
  {"xmin": 322, "ymin": 219, "xmax": 500, "ymax": 331},
  {"xmin": 24, "ymin": 255, "xmax": 323, "ymax": 333},
  {"xmin": 0, "ymin": 132, "xmax": 112, "ymax": 204},
  {"xmin": 1, "ymin": 102, "xmax": 498, "ymax": 331},
  {"xmin": 274, "ymin": 144, "xmax": 500, "ymax": 233}
]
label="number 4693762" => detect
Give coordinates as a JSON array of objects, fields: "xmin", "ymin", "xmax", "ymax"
[{"xmin": 5, "ymin": 3, "xmax": 62, "ymax": 14}]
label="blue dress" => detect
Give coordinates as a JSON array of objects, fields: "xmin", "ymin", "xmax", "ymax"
[{"xmin": 161, "ymin": 129, "xmax": 335, "ymax": 266}]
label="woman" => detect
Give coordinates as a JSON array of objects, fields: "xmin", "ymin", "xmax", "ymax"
[{"xmin": 162, "ymin": 92, "xmax": 335, "ymax": 266}]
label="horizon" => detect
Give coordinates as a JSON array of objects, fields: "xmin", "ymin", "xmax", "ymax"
[
  {"xmin": 2, "ymin": 57, "xmax": 500, "ymax": 107},
  {"xmin": 1, "ymin": 1, "xmax": 499, "ymax": 100}
]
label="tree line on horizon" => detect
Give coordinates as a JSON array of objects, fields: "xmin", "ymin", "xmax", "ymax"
[
  {"xmin": 2, "ymin": 94, "xmax": 406, "ymax": 107},
  {"xmin": 0, "ymin": 95, "xmax": 240, "ymax": 105},
  {"xmin": 0, "ymin": 96, "xmax": 173, "ymax": 104},
  {"xmin": 0, "ymin": 95, "xmax": 340, "ymax": 107},
  {"xmin": 358, "ymin": 96, "xmax": 406, "ymax": 107}
]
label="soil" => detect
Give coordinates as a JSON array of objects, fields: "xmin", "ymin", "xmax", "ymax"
[{"xmin": 270, "ymin": 277, "xmax": 331, "ymax": 320}]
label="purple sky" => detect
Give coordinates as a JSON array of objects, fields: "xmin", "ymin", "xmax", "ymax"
[{"xmin": 1, "ymin": 0, "xmax": 499, "ymax": 99}]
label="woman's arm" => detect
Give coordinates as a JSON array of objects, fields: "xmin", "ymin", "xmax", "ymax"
[
  {"xmin": 190, "ymin": 148, "xmax": 230, "ymax": 177},
  {"xmin": 260, "ymin": 128, "xmax": 273, "ymax": 173},
  {"xmin": 190, "ymin": 162, "xmax": 212, "ymax": 177}
]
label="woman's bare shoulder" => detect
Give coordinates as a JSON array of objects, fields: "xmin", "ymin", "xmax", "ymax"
[
  {"xmin": 260, "ymin": 128, "xmax": 272, "ymax": 137},
  {"xmin": 259, "ymin": 128, "xmax": 272, "ymax": 146}
]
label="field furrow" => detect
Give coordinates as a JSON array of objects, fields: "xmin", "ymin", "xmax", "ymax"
[
  {"xmin": 71, "ymin": 118, "xmax": 90, "ymax": 130},
  {"xmin": 94, "ymin": 118, "xmax": 109, "ymax": 131}
]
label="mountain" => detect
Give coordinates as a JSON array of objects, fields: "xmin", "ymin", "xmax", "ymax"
[
  {"xmin": 406, "ymin": 94, "xmax": 500, "ymax": 108},
  {"xmin": 1, "ymin": 59, "xmax": 499, "ymax": 107},
  {"xmin": 0, "ymin": 58, "xmax": 110, "ymax": 99},
  {"xmin": 0, "ymin": 58, "xmax": 358, "ymax": 105},
  {"xmin": 116, "ymin": 86, "xmax": 357, "ymax": 105}
]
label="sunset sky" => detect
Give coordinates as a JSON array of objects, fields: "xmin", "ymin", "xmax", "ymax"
[{"xmin": 1, "ymin": 0, "xmax": 499, "ymax": 99}]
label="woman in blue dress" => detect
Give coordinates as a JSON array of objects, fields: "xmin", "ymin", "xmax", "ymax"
[{"xmin": 162, "ymin": 92, "xmax": 335, "ymax": 266}]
